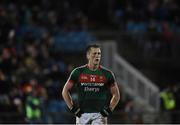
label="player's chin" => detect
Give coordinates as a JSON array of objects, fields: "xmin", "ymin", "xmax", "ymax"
[{"xmin": 94, "ymin": 61, "xmax": 100, "ymax": 65}]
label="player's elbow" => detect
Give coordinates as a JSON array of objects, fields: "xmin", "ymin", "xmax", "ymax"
[
  {"xmin": 62, "ymin": 87, "xmax": 67, "ymax": 99},
  {"xmin": 114, "ymin": 93, "xmax": 120, "ymax": 102},
  {"xmin": 113, "ymin": 87, "xmax": 120, "ymax": 103},
  {"xmin": 114, "ymin": 91, "xmax": 120, "ymax": 103},
  {"xmin": 116, "ymin": 93, "xmax": 120, "ymax": 102}
]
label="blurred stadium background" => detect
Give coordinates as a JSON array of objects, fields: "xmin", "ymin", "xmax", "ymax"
[{"xmin": 0, "ymin": 0, "xmax": 180, "ymax": 124}]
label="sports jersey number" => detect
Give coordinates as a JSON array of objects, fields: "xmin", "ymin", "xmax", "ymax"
[{"xmin": 90, "ymin": 77, "xmax": 95, "ymax": 82}]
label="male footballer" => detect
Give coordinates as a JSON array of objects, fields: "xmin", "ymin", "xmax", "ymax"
[{"xmin": 62, "ymin": 44, "xmax": 120, "ymax": 124}]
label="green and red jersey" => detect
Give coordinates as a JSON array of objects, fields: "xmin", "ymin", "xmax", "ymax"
[{"xmin": 68, "ymin": 64, "xmax": 116, "ymax": 113}]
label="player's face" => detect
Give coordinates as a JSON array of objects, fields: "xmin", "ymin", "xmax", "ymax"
[{"xmin": 88, "ymin": 48, "xmax": 101, "ymax": 65}]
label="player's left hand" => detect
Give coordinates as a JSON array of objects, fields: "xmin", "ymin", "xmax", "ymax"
[{"xmin": 100, "ymin": 107, "xmax": 112, "ymax": 117}]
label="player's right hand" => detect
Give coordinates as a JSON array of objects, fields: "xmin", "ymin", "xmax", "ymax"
[{"xmin": 70, "ymin": 105, "xmax": 82, "ymax": 117}]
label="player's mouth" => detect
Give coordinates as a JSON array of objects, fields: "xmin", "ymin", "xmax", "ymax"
[{"xmin": 95, "ymin": 58, "xmax": 100, "ymax": 62}]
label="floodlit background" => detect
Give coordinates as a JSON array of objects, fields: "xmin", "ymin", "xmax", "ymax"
[{"xmin": 0, "ymin": 0, "xmax": 180, "ymax": 124}]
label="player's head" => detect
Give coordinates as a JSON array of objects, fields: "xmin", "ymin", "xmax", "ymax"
[{"xmin": 86, "ymin": 44, "xmax": 101, "ymax": 66}]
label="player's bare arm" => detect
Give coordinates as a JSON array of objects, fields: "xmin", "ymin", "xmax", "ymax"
[
  {"xmin": 109, "ymin": 82, "xmax": 120, "ymax": 111},
  {"xmin": 100, "ymin": 81, "xmax": 120, "ymax": 117},
  {"xmin": 62, "ymin": 76, "xmax": 83, "ymax": 118},
  {"xmin": 62, "ymin": 80, "xmax": 74, "ymax": 109}
]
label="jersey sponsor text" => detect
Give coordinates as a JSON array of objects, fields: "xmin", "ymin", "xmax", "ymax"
[
  {"xmin": 84, "ymin": 86, "xmax": 100, "ymax": 92},
  {"xmin": 81, "ymin": 82, "xmax": 104, "ymax": 86}
]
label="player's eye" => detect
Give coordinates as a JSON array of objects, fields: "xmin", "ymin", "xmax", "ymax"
[{"xmin": 93, "ymin": 52, "xmax": 101, "ymax": 55}]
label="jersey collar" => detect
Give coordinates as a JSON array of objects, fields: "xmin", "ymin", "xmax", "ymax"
[{"xmin": 86, "ymin": 64, "xmax": 101, "ymax": 71}]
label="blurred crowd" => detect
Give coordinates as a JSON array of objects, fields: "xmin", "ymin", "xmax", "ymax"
[
  {"xmin": 0, "ymin": 0, "xmax": 91, "ymax": 123},
  {"xmin": 0, "ymin": 0, "xmax": 180, "ymax": 124}
]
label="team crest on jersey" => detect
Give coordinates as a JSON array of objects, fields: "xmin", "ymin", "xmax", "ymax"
[{"xmin": 99, "ymin": 76, "xmax": 104, "ymax": 82}]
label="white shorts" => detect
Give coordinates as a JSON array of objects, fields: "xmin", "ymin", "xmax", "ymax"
[{"xmin": 76, "ymin": 113, "xmax": 107, "ymax": 125}]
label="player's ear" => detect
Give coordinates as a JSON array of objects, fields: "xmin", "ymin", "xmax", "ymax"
[{"xmin": 86, "ymin": 52, "xmax": 90, "ymax": 60}]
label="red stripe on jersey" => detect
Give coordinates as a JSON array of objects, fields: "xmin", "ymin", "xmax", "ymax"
[{"xmin": 79, "ymin": 74, "xmax": 106, "ymax": 83}]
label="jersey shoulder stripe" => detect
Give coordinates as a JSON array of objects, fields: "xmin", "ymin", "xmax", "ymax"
[
  {"xmin": 73, "ymin": 64, "xmax": 87, "ymax": 73},
  {"xmin": 75, "ymin": 64, "xmax": 87, "ymax": 70},
  {"xmin": 71, "ymin": 64, "xmax": 87, "ymax": 76},
  {"xmin": 100, "ymin": 65, "xmax": 114, "ymax": 74}
]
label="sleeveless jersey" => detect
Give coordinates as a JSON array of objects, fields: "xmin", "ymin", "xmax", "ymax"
[{"xmin": 68, "ymin": 64, "xmax": 116, "ymax": 113}]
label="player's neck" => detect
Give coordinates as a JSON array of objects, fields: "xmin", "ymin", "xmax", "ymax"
[{"xmin": 87, "ymin": 63, "xmax": 99, "ymax": 71}]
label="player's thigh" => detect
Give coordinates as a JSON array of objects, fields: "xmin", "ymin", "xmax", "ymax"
[
  {"xmin": 76, "ymin": 113, "xmax": 91, "ymax": 125},
  {"xmin": 92, "ymin": 113, "xmax": 107, "ymax": 125}
]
